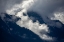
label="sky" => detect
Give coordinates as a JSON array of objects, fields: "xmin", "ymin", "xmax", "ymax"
[
  {"xmin": 0, "ymin": 0, "xmax": 64, "ymax": 42},
  {"xmin": 0, "ymin": 0, "xmax": 64, "ymax": 24}
]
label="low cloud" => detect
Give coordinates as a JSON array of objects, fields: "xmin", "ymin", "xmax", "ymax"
[
  {"xmin": 3, "ymin": 0, "xmax": 54, "ymax": 41},
  {"xmin": 27, "ymin": 0, "xmax": 64, "ymax": 24},
  {"xmin": 15, "ymin": 9, "xmax": 52, "ymax": 41},
  {"xmin": 0, "ymin": 0, "xmax": 64, "ymax": 41},
  {"xmin": 51, "ymin": 11, "xmax": 64, "ymax": 24}
]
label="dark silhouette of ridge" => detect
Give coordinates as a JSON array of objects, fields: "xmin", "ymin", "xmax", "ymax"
[
  {"xmin": 0, "ymin": 13, "xmax": 47, "ymax": 42},
  {"xmin": 0, "ymin": 12, "xmax": 64, "ymax": 42}
]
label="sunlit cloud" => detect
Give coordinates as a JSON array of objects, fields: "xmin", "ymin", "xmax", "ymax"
[
  {"xmin": 5, "ymin": 0, "xmax": 54, "ymax": 41},
  {"xmin": 51, "ymin": 12, "xmax": 64, "ymax": 24},
  {"xmin": 1, "ymin": 0, "xmax": 64, "ymax": 41}
]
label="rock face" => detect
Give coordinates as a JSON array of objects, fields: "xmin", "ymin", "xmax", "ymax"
[{"xmin": 0, "ymin": 12, "xmax": 64, "ymax": 42}]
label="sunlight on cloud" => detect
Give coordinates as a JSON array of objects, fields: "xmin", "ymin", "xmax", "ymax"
[
  {"xmin": 51, "ymin": 12, "xmax": 64, "ymax": 24},
  {"xmin": 16, "ymin": 10, "xmax": 52, "ymax": 40},
  {"xmin": 5, "ymin": 0, "xmax": 54, "ymax": 41},
  {"xmin": 6, "ymin": 0, "xmax": 34, "ymax": 15},
  {"xmin": 42, "ymin": 34, "xmax": 53, "ymax": 40}
]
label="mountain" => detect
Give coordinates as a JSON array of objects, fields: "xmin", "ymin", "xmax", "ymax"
[
  {"xmin": 0, "ymin": 13, "xmax": 46, "ymax": 42},
  {"xmin": 0, "ymin": 12, "xmax": 64, "ymax": 42}
]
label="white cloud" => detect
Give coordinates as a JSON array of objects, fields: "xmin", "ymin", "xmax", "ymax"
[
  {"xmin": 16, "ymin": 10, "xmax": 52, "ymax": 40},
  {"xmin": 6, "ymin": 0, "xmax": 64, "ymax": 25},
  {"xmin": 5, "ymin": 0, "xmax": 54, "ymax": 41},
  {"xmin": 42, "ymin": 34, "xmax": 53, "ymax": 40},
  {"xmin": 51, "ymin": 12, "xmax": 64, "ymax": 24},
  {"xmin": 0, "ymin": 0, "xmax": 64, "ymax": 41},
  {"xmin": 6, "ymin": 0, "xmax": 34, "ymax": 15}
]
